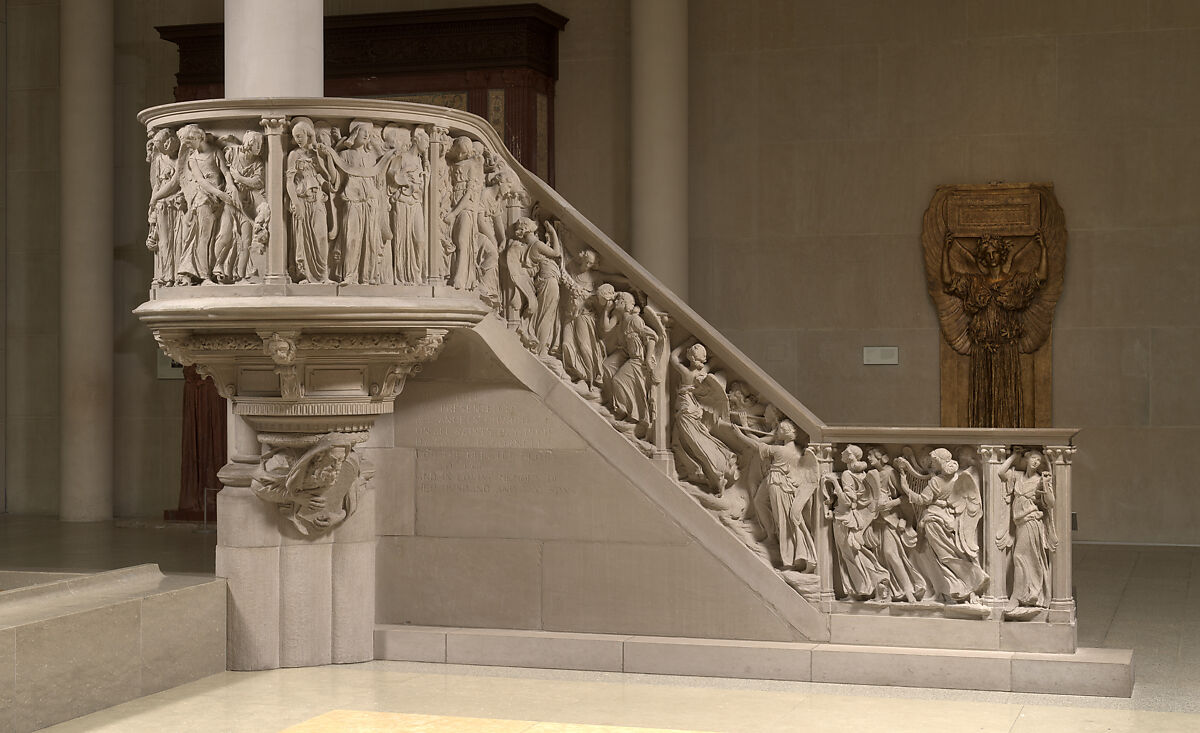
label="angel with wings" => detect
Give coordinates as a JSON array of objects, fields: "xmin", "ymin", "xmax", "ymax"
[
  {"xmin": 723, "ymin": 419, "xmax": 819, "ymax": 572},
  {"xmin": 669, "ymin": 339, "xmax": 738, "ymax": 496},
  {"xmin": 823, "ymin": 445, "xmax": 890, "ymax": 600},
  {"xmin": 896, "ymin": 447, "xmax": 989, "ymax": 604},
  {"xmin": 940, "ymin": 229, "xmax": 1048, "ymax": 427},
  {"xmin": 864, "ymin": 446, "xmax": 926, "ymax": 603},
  {"xmin": 995, "ymin": 448, "xmax": 1057, "ymax": 619}
]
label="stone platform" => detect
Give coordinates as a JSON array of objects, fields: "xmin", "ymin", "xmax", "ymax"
[
  {"xmin": 0, "ymin": 564, "xmax": 226, "ymax": 732},
  {"xmin": 375, "ymin": 624, "xmax": 1133, "ymax": 698}
]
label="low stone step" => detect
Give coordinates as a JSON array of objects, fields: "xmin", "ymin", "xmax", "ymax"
[
  {"xmin": 828, "ymin": 611, "xmax": 1076, "ymax": 653},
  {"xmin": 374, "ymin": 624, "xmax": 1132, "ymax": 698},
  {"xmin": 0, "ymin": 564, "xmax": 227, "ymax": 733}
]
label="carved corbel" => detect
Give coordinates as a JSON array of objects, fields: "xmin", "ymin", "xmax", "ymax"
[
  {"xmin": 153, "ymin": 330, "xmax": 194, "ymax": 366},
  {"xmin": 251, "ymin": 430, "xmax": 370, "ymax": 536}
]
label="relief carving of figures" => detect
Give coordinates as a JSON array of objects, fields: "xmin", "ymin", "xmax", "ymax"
[
  {"xmin": 864, "ymin": 447, "xmax": 926, "ymax": 603},
  {"xmin": 163, "ymin": 124, "xmax": 240, "ymax": 285},
  {"xmin": 382, "ymin": 124, "xmax": 428, "ymax": 285},
  {"xmin": 146, "ymin": 128, "xmax": 184, "ymax": 287},
  {"xmin": 600, "ymin": 292, "xmax": 666, "ymax": 436},
  {"xmin": 996, "ymin": 448, "xmax": 1057, "ymax": 620},
  {"xmin": 824, "ymin": 446, "xmax": 890, "ymax": 601},
  {"xmin": 474, "ymin": 143, "xmax": 504, "ymax": 304},
  {"xmin": 668, "ymin": 340, "xmax": 738, "ymax": 495},
  {"xmin": 559, "ymin": 249, "xmax": 629, "ymax": 397},
  {"xmin": 446, "ymin": 136, "xmax": 485, "ymax": 290},
  {"xmin": 220, "ymin": 130, "xmax": 267, "ymax": 282},
  {"xmin": 923, "ymin": 184, "xmax": 1067, "ymax": 428},
  {"xmin": 527, "ymin": 220, "xmax": 564, "ymax": 357},
  {"xmin": 326, "ymin": 120, "xmax": 395, "ymax": 285},
  {"xmin": 286, "ymin": 117, "xmax": 338, "ymax": 284},
  {"xmin": 502, "ymin": 216, "xmax": 541, "ymax": 345},
  {"xmin": 897, "ymin": 448, "xmax": 990, "ymax": 615},
  {"xmin": 722, "ymin": 420, "xmax": 819, "ymax": 573},
  {"xmin": 251, "ymin": 432, "xmax": 368, "ymax": 536},
  {"xmin": 941, "ymin": 231, "xmax": 1046, "ymax": 427}
]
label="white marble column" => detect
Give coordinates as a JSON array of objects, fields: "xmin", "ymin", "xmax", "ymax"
[
  {"xmin": 631, "ymin": 0, "xmax": 689, "ymax": 300},
  {"xmin": 1045, "ymin": 445, "xmax": 1077, "ymax": 624},
  {"xmin": 59, "ymin": 0, "xmax": 114, "ymax": 521},
  {"xmin": 225, "ymin": 0, "xmax": 324, "ymax": 98}
]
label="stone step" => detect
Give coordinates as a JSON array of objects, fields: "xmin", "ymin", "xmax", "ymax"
[
  {"xmin": 374, "ymin": 624, "xmax": 1132, "ymax": 698},
  {"xmin": 0, "ymin": 564, "xmax": 227, "ymax": 733},
  {"xmin": 827, "ymin": 611, "xmax": 1076, "ymax": 653}
]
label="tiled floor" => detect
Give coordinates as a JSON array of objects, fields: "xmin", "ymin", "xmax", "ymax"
[{"xmin": 2, "ymin": 517, "xmax": 1198, "ymax": 731}]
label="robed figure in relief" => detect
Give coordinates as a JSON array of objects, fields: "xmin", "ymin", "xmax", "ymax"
[
  {"xmin": 995, "ymin": 448, "xmax": 1057, "ymax": 619},
  {"xmin": 896, "ymin": 448, "xmax": 988, "ymax": 607}
]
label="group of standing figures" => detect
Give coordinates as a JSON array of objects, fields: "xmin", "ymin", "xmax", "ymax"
[
  {"xmin": 823, "ymin": 444, "xmax": 1055, "ymax": 618},
  {"xmin": 659, "ymin": 343, "xmax": 1058, "ymax": 618},
  {"xmin": 145, "ymin": 124, "xmax": 270, "ymax": 286}
]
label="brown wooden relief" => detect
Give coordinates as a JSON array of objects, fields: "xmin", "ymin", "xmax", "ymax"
[{"xmin": 922, "ymin": 184, "xmax": 1067, "ymax": 428}]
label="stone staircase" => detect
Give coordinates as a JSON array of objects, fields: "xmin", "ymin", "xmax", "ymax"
[
  {"xmin": 0, "ymin": 564, "xmax": 226, "ymax": 731},
  {"xmin": 132, "ymin": 96, "xmax": 1130, "ymax": 695}
]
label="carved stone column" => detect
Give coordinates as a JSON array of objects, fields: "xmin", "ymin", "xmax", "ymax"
[
  {"xmin": 979, "ymin": 444, "xmax": 1010, "ymax": 615},
  {"xmin": 1045, "ymin": 445, "xmax": 1076, "ymax": 624},
  {"xmin": 631, "ymin": 0, "xmax": 688, "ymax": 299},
  {"xmin": 426, "ymin": 125, "xmax": 450, "ymax": 284},
  {"xmin": 260, "ymin": 116, "xmax": 289, "ymax": 285},
  {"xmin": 810, "ymin": 441, "xmax": 836, "ymax": 606},
  {"xmin": 225, "ymin": 0, "xmax": 323, "ymax": 98},
  {"xmin": 59, "ymin": 0, "xmax": 114, "ymax": 521}
]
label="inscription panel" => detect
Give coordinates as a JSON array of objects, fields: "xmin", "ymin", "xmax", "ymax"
[{"xmin": 415, "ymin": 448, "xmax": 687, "ymax": 544}]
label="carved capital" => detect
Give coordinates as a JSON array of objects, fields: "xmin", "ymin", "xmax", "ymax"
[
  {"xmin": 978, "ymin": 444, "xmax": 1010, "ymax": 463},
  {"xmin": 260, "ymin": 115, "xmax": 288, "ymax": 136},
  {"xmin": 1044, "ymin": 445, "xmax": 1076, "ymax": 466},
  {"xmin": 809, "ymin": 442, "xmax": 835, "ymax": 463},
  {"xmin": 251, "ymin": 430, "xmax": 370, "ymax": 536},
  {"xmin": 427, "ymin": 124, "xmax": 451, "ymax": 146}
]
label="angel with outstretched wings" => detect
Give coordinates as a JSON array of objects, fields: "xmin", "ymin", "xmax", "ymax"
[
  {"xmin": 896, "ymin": 447, "xmax": 989, "ymax": 603},
  {"xmin": 922, "ymin": 185, "xmax": 1067, "ymax": 428},
  {"xmin": 669, "ymin": 338, "xmax": 738, "ymax": 495},
  {"xmin": 723, "ymin": 420, "xmax": 819, "ymax": 572}
]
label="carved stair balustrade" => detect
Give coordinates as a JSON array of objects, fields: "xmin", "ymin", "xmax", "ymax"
[{"xmin": 137, "ymin": 99, "xmax": 1077, "ymax": 634}]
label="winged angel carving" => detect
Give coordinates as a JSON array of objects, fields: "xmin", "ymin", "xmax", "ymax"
[
  {"xmin": 895, "ymin": 448, "xmax": 990, "ymax": 616},
  {"xmin": 922, "ymin": 184, "xmax": 1067, "ymax": 428}
]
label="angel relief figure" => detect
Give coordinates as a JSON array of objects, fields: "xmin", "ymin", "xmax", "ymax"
[
  {"xmin": 940, "ymin": 230, "xmax": 1048, "ymax": 427},
  {"xmin": 251, "ymin": 433, "xmax": 366, "ymax": 536},
  {"xmin": 924, "ymin": 185, "xmax": 1066, "ymax": 429},
  {"xmin": 722, "ymin": 419, "xmax": 819, "ymax": 573},
  {"xmin": 668, "ymin": 340, "xmax": 738, "ymax": 496},
  {"xmin": 864, "ymin": 447, "xmax": 926, "ymax": 603},
  {"xmin": 896, "ymin": 448, "xmax": 989, "ymax": 615},
  {"xmin": 823, "ymin": 445, "xmax": 890, "ymax": 601},
  {"xmin": 995, "ymin": 448, "xmax": 1057, "ymax": 620}
]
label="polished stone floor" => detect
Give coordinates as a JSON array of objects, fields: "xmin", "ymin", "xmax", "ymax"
[{"xmin": 2, "ymin": 516, "xmax": 1198, "ymax": 731}]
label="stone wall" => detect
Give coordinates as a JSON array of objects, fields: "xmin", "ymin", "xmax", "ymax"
[
  {"xmin": 688, "ymin": 0, "xmax": 1200, "ymax": 545},
  {"xmin": 371, "ymin": 332, "xmax": 801, "ymax": 641}
]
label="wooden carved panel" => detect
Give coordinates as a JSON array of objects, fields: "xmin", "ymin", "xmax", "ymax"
[{"xmin": 922, "ymin": 183, "xmax": 1068, "ymax": 428}]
